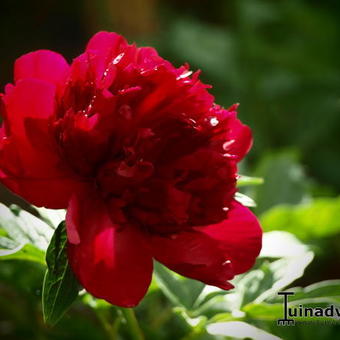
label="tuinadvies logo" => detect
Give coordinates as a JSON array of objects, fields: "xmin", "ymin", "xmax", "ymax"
[{"xmin": 277, "ymin": 291, "xmax": 340, "ymax": 326}]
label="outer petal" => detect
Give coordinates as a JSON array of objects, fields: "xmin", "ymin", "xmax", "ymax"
[
  {"xmin": 14, "ymin": 50, "xmax": 69, "ymax": 87},
  {"xmin": 0, "ymin": 79, "xmax": 82, "ymax": 208},
  {"xmin": 199, "ymin": 200, "xmax": 262, "ymax": 275},
  {"xmin": 226, "ymin": 119, "xmax": 253, "ymax": 162},
  {"xmin": 83, "ymin": 31, "xmax": 137, "ymax": 89},
  {"xmin": 66, "ymin": 190, "xmax": 153, "ymax": 307},
  {"xmin": 151, "ymin": 229, "xmax": 235, "ymax": 289},
  {"xmin": 151, "ymin": 201, "xmax": 262, "ymax": 289},
  {"xmin": 86, "ymin": 31, "xmax": 128, "ymax": 60}
]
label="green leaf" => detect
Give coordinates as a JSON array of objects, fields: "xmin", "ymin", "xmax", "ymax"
[
  {"xmin": 82, "ymin": 294, "xmax": 112, "ymax": 310},
  {"xmin": 242, "ymin": 303, "xmax": 283, "ymax": 320},
  {"xmin": 190, "ymin": 231, "xmax": 314, "ymax": 318},
  {"xmin": 250, "ymin": 252, "xmax": 314, "ymax": 304},
  {"xmin": 268, "ymin": 280, "xmax": 340, "ymax": 305},
  {"xmin": 235, "ymin": 192, "xmax": 257, "ymax": 207},
  {"xmin": 0, "ymin": 235, "xmax": 18, "ymax": 249},
  {"xmin": 0, "ymin": 204, "xmax": 53, "ymax": 263},
  {"xmin": 260, "ymin": 197, "xmax": 340, "ymax": 240},
  {"xmin": 154, "ymin": 262, "xmax": 205, "ymax": 310},
  {"xmin": 206, "ymin": 321, "xmax": 282, "ymax": 340},
  {"xmin": 42, "ymin": 222, "xmax": 80, "ymax": 325},
  {"xmin": 226, "ymin": 261, "xmax": 282, "ymax": 310},
  {"xmin": 291, "ymin": 280, "xmax": 340, "ymax": 303},
  {"xmin": 0, "ymin": 238, "xmax": 45, "ymax": 264},
  {"xmin": 259, "ymin": 231, "xmax": 310, "ymax": 258},
  {"xmin": 237, "ymin": 175, "xmax": 264, "ymax": 187},
  {"xmin": 193, "ymin": 286, "xmax": 232, "ymax": 312},
  {"xmin": 207, "ymin": 312, "xmax": 236, "ymax": 323},
  {"xmin": 36, "ymin": 207, "xmax": 66, "ymax": 229},
  {"xmin": 241, "ymin": 232, "xmax": 313, "ymax": 305},
  {"xmin": 0, "ymin": 203, "xmax": 53, "ymax": 250},
  {"xmin": 252, "ymin": 152, "xmax": 310, "ymax": 214}
]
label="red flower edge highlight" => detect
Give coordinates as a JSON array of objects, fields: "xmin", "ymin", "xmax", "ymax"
[{"xmin": 0, "ymin": 31, "xmax": 262, "ymax": 307}]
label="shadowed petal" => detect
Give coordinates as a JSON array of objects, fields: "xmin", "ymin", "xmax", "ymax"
[
  {"xmin": 0, "ymin": 79, "xmax": 82, "ymax": 208},
  {"xmin": 66, "ymin": 190, "xmax": 153, "ymax": 307}
]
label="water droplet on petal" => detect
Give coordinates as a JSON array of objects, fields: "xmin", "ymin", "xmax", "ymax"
[
  {"xmin": 222, "ymin": 259, "xmax": 231, "ymax": 266},
  {"xmin": 177, "ymin": 70, "xmax": 193, "ymax": 80},
  {"xmin": 113, "ymin": 53, "xmax": 125, "ymax": 64},
  {"xmin": 210, "ymin": 117, "xmax": 219, "ymax": 127},
  {"xmin": 223, "ymin": 139, "xmax": 235, "ymax": 150}
]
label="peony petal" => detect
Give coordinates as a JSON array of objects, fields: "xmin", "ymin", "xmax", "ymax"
[
  {"xmin": 151, "ymin": 231, "xmax": 235, "ymax": 290},
  {"xmin": 136, "ymin": 47, "xmax": 168, "ymax": 69},
  {"xmin": 0, "ymin": 79, "xmax": 82, "ymax": 208},
  {"xmin": 151, "ymin": 200, "xmax": 262, "ymax": 289},
  {"xmin": 66, "ymin": 190, "xmax": 153, "ymax": 307},
  {"xmin": 5, "ymin": 78, "xmax": 56, "ymax": 127},
  {"xmin": 199, "ymin": 200, "xmax": 262, "ymax": 275},
  {"xmin": 86, "ymin": 31, "xmax": 128, "ymax": 60},
  {"xmin": 225, "ymin": 118, "xmax": 253, "ymax": 161},
  {"xmin": 0, "ymin": 175, "xmax": 85, "ymax": 209},
  {"xmin": 14, "ymin": 50, "xmax": 69, "ymax": 87}
]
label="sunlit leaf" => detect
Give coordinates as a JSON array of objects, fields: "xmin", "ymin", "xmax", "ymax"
[
  {"xmin": 268, "ymin": 280, "xmax": 340, "ymax": 306},
  {"xmin": 36, "ymin": 207, "xmax": 66, "ymax": 229},
  {"xmin": 237, "ymin": 175, "xmax": 264, "ymax": 187},
  {"xmin": 0, "ymin": 238, "xmax": 45, "ymax": 264},
  {"xmin": 207, "ymin": 321, "xmax": 282, "ymax": 340},
  {"xmin": 0, "ymin": 203, "xmax": 53, "ymax": 250},
  {"xmin": 235, "ymin": 192, "xmax": 257, "ymax": 207},
  {"xmin": 252, "ymin": 253, "xmax": 314, "ymax": 304},
  {"xmin": 259, "ymin": 231, "xmax": 310, "ymax": 258},
  {"xmin": 230, "ymin": 231, "xmax": 314, "ymax": 307},
  {"xmin": 0, "ymin": 204, "xmax": 52, "ymax": 263},
  {"xmin": 242, "ymin": 303, "xmax": 283, "ymax": 320}
]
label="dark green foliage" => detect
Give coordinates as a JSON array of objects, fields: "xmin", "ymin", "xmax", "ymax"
[{"xmin": 42, "ymin": 222, "xmax": 80, "ymax": 325}]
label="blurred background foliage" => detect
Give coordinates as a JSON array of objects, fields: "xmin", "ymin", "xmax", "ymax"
[{"xmin": 0, "ymin": 0, "xmax": 340, "ymax": 339}]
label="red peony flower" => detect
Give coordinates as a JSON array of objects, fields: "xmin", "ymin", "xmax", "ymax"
[{"xmin": 0, "ymin": 32, "xmax": 262, "ymax": 307}]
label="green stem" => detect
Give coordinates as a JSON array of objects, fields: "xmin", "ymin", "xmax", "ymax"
[
  {"xmin": 119, "ymin": 308, "xmax": 144, "ymax": 340},
  {"xmin": 95, "ymin": 309, "xmax": 119, "ymax": 340}
]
